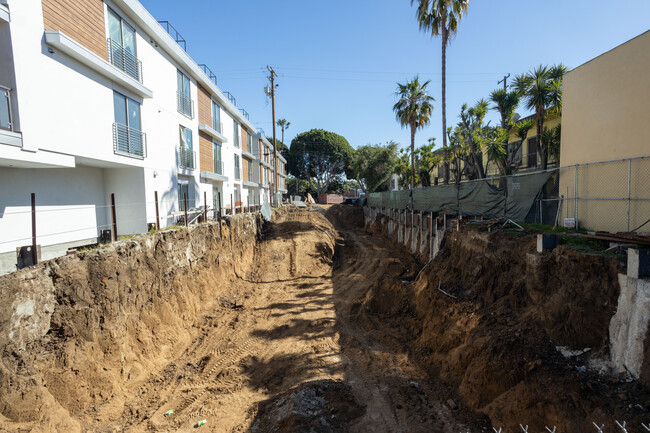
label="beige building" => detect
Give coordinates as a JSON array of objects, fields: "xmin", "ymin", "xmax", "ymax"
[{"xmin": 559, "ymin": 30, "xmax": 650, "ymax": 232}]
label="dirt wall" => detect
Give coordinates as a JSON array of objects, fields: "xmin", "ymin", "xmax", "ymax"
[
  {"xmin": 0, "ymin": 215, "xmax": 264, "ymax": 431},
  {"xmin": 358, "ymin": 212, "xmax": 650, "ymax": 432}
]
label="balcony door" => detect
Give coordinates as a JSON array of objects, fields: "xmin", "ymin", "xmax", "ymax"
[
  {"xmin": 107, "ymin": 8, "xmax": 138, "ymax": 79},
  {"xmin": 113, "ymin": 92, "xmax": 142, "ymax": 156}
]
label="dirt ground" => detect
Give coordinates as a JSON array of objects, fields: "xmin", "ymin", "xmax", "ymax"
[{"xmin": 1, "ymin": 205, "xmax": 648, "ymax": 432}]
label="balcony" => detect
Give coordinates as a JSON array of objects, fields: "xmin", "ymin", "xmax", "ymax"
[
  {"xmin": 213, "ymin": 159, "xmax": 224, "ymax": 175},
  {"xmin": 178, "ymin": 145, "xmax": 195, "ymax": 170},
  {"xmin": 177, "ymin": 91, "xmax": 193, "ymax": 118},
  {"xmin": 107, "ymin": 38, "xmax": 142, "ymax": 83},
  {"xmin": 113, "ymin": 123, "xmax": 146, "ymax": 159},
  {"xmin": 1, "ymin": 85, "xmax": 13, "ymax": 131}
]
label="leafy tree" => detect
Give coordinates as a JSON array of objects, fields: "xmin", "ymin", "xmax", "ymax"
[
  {"xmin": 543, "ymin": 123, "xmax": 561, "ymax": 163},
  {"xmin": 414, "ymin": 138, "xmax": 442, "ymax": 187},
  {"xmin": 513, "ymin": 64, "xmax": 568, "ymax": 169},
  {"xmin": 287, "ymin": 175, "xmax": 314, "ymax": 198},
  {"xmin": 277, "ymin": 118, "xmax": 291, "ymax": 145},
  {"xmin": 350, "ymin": 141, "xmax": 399, "ymax": 194},
  {"xmin": 273, "ymin": 138, "xmax": 289, "ymax": 160},
  {"xmin": 456, "ymin": 100, "xmax": 490, "ymax": 179},
  {"xmin": 393, "ymin": 76, "xmax": 435, "ymax": 191},
  {"xmin": 489, "ymin": 88, "xmax": 521, "ymax": 175},
  {"xmin": 510, "ymin": 118, "xmax": 533, "ymax": 170},
  {"xmin": 411, "ymin": 0, "xmax": 470, "ymax": 184},
  {"xmin": 287, "ymin": 129, "xmax": 354, "ymax": 195},
  {"xmin": 395, "ymin": 147, "xmax": 416, "ymax": 189}
]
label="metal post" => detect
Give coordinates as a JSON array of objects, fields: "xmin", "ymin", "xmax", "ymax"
[
  {"xmin": 247, "ymin": 195, "xmax": 250, "ymax": 213},
  {"xmin": 183, "ymin": 192, "xmax": 188, "ymax": 227},
  {"xmin": 218, "ymin": 192, "xmax": 222, "ymax": 222},
  {"xmin": 204, "ymin": 191, "xmax": 207, "ymax": 223},
  {"xmin": 627, "ymin": 158, "xmax": 632, "ymax": 232},
  {"xmin": 154, "ymin": 191, "xmax": 160, "ymax": 230},
  {"xmin": 574, "ymin": 165, "xmax": 579, "ymax": 229},
  {"xmin": 565, "ymin": 186, "xmax": 569, "ymax": 219},
  {"xmin": 231, "ymin": 194, "xmax": 233, "ymax": 215},
  {"xmin": 539, "ymin": 199, "xmax": 543, "ymax": 225},
  {"xmin": 31, "ymin": 193, "xmax": 37, "ymax": 266},
  {"xmin": 111, "ymin": 193, "xmax": 117, "ymax": 241}
]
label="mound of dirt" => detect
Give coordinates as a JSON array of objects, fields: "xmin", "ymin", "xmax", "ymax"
[
  {"xmin": 324, "ymin": 204, "xmax": 364, "ymax": 230},
  {"xmin": 250, "ymin": 380, "xmax": 365, "ymax": 433},
  {"xmin": 357, "ymin": 225, "xmax": 650, "ymax": 432},
  {"xmin": 249, "ymin": 207, "xmax": 337, "ymax": 282}
]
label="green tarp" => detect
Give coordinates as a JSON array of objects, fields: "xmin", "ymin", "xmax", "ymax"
[{"xmin": 367, "ymin": 171, "xmax": 554, "ymax": 222}]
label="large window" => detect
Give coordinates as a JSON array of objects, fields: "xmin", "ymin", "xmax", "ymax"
[
  {"xmin": 213, "ymin": 141, "xmax": 222, "ymax": 174},
  {"xmin": 247, "ymin": 133, "xmax": 253, "ymax": 153},
  {"xmin": 179, "ymin": 125, "xmax": 194, "ymax": 169},
  {"xmin": 233, "ymin": 122, "xmax": 240, "ymax": 148},
  {"xmin": 107, "ymin": 8, "xmax": 141, "ymax": 81},
  {"xmin": 177, "ymin": 70, "xmax": 193, "ymax": 118},
  {"xmin": 211, "ymin": 100, "xmax": 221, "ymax": 133},
  {"xmin": 113, "ymin": 91, "xmax": 144, "ymax": 158},
  {"xmin": 234, "ymin": 155, "xmax": 241, "ymax": 180},
  {"xmin": 247, "ymin": 159, "xmax": 253, "ymax": 181},
  {"xmin": 178, "ymin": 182, "xmax": 189, "ymax": 212}
]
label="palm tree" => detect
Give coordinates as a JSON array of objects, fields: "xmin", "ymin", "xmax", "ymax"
[
  {"xmin": 411, "ymin": 0, "xmax": 470, "ymax": 184},
  {"xmin": 393, "ymin": 76, "xmax": 435, "ymax": 190},
  {"xmin": 513, "ymin": 64, "xmax": 567, "ymax": 169},
  {"xmin": 277, "ymin": 118, "xmax": 291, "ymax": 144}
]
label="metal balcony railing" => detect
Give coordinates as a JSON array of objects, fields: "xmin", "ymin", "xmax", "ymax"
[
  {"xmin": 224, "ymin": 91, "xmax": 236, "ymax": 106},
  {"xmin": 177, "ymin": 91, "xmax": 193, "ymax": 118},
  {"xmin": 158, "ymin": 21, "xmax": 186, "ymax": 51},
  {"xmin": 178, "ymin": 145, "xmax": 195, "ymax": 170},
  {"xmin": 240, "ymin": 108, "xmax": 249, "ymax": 120},
  {"xmin": 213, "ymin": 159, "xmax": 224, "ymax": 175},
  {"xmin": 198, "ymin": 64, "xmax": 217, "ymax": 86},
  {"xmin": 113, "ymin": 123, "xmax": 146, "ymax": 158},
  {"xmin": 106, "ymin": 38, "xmax": 142, "ymax": 82},
  {"xmin": 1, "ymin": 85, "xmax": 13, "ymax": 131}
]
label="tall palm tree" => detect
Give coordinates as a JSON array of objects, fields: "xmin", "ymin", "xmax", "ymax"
[
  {"xmin": 277, "ymin": 118, "xmax": 291, "ymax": 144},
  {"xmin": 513, "ymin": 64, "xmax": 567, "ymax": 170},
  {"xmin": 411, "ymin": 0, "xmax": 470, "ymax": 184},
  {"xmin": 393, "ymin": 76, "xmax": 435, "ymax": 190}
]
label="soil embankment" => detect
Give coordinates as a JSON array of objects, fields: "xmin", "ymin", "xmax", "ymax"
[
  {"xmin": 360, "ymin": 210, "xmax": 650, "ymax": 432},
  {"xmin": 1, "ymin": 204, "xmax": 648, "ymax": 432}
]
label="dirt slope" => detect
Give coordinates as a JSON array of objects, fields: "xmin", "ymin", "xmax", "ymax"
[{"xmin": 360, "ymin": 217, "xmax": 650, "ymax": 432}]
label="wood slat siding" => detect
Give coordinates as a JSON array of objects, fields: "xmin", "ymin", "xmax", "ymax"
[
  {"xmin": 197, "ymin": 85, "xmax": 212, "ymax": 125},
  {"xmin": 42, "ymin": 0, "xmax": 106, "ymax": 58},
  {"xmin": 199, "ymin": 132, "xmax": 213, "ymax": 173},
  {"xmin": 241, "ymin": 129, "xmax": 247, "ymax": 149}
]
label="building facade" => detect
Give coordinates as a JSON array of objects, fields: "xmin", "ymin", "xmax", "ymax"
[{"xmin": 0, "ymin": 0, "xmax": 285, "ymax": 274}]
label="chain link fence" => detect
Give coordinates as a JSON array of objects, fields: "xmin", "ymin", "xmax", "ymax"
[{"xmin": 557, "ymin": 156, "xmax": 650, "ymax": 232}]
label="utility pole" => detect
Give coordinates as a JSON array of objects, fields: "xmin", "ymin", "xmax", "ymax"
[
  {"xmin": 498, "ymin": 73, "xmax": 510, "ymax": 91},
  {"xmin": 267, "ymin": 65, "xmax": 278, "ymax": 207}
]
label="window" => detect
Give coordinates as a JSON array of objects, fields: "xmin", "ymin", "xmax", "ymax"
[
  {"xmin": 213, "ymin": 141, "xmax": 222, "ymax": 174},
  {"xmin": 177, "ymin": 70, "xmax": 193, "ymax": 117},
  {"xmin": 107, "ymin": 8, "xmax": 141, "ymax": 81},
  {"xmin": 234, "ymin": 155, "xmax": 240, "ymax": 180},
  {"xmin": 527, "ymin": 137, "xmax": 538, "ymax": 168},
  {"xmin": 211, "ymin": 100, "xmax": 221, "ymax": 133},
  {"xmin": 247, "ymin": 134, "xmax": 252, "ymax": 153},
  {"xmin": 179, "ymin": 125, "xmax": 194, "ymax": 169},
  {"xmin": 178, "ymin": 182, "xmax": 189, "ymax": 212},
  {"xmin": 248, "ymin": 159, "xmax": 253, "ymax": 181},
  {"xmin": 113, "ymin": 91, "xmax": 144, "ymax": 157},
  {"xmin": 233, "ymin": 122, "xmax": 240, "ymax": 148}
]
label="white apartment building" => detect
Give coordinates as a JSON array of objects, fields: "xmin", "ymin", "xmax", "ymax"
[{"xmin": 0, "ymin": 0, "xmax": 286, "ymax": 274}]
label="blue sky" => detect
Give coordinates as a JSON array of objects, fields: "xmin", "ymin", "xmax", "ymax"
[{"xmin": 141, "ymin": 0, "xmax": 650, "ymax": 151}]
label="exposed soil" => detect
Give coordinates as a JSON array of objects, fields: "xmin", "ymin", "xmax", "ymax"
[{"xmin": 0, "ymin": 205, "xmax": 648, "ymax": 433}]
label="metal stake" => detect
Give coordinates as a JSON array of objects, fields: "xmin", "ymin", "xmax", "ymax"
[
  {"xmin": 154, "ymin": 190, "xmax": 160, "ymax": 230},
  {"xmin": 183, "ymin": 192, "xmax": 188, "ymax": 227},
  {"xmin": 111, "ymin": 193, "xmax": 117, "ymax": 241},
  {"xmin": 31, "ymin": 193, "xmax": 37, "ymax": 265}
]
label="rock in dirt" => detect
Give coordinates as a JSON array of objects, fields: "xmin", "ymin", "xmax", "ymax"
[{"xmin": 250, "ymin": 380, "xmax": 365, "ymax": 433}]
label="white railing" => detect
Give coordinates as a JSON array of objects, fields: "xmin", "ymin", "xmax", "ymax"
[
  {"xmin": 106, "ymin": 38, "xmax": 142, "ymax": 82},
  {"xmin": 113, "ymin": 123, "xmax": 146, "ymax": 158},
  {"xmin": 177, "ymin": 91, "xmax": 194, "ymax": 118},
  {"xmin": 1, "ymin": 85, "xmax": 13, "ymax": 131}
]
